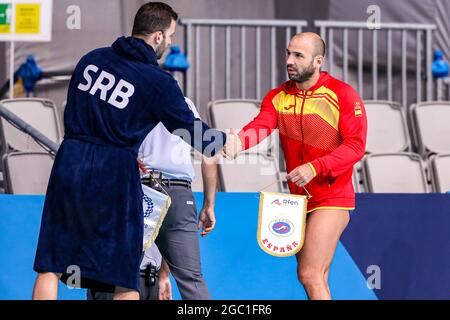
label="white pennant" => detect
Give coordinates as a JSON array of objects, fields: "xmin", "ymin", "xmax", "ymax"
[{"xmin": 257, "ymin": 191, "xmax": 308, "ymax": 257}]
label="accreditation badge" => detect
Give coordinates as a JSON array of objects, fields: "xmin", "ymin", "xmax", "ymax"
[
  {"xmin": 142, "ymin": 184, "xmax": 172, "ymax": 251},
  {"xmin": 257, "ymin": 191, "xmax": 308, "ymax": 257}
]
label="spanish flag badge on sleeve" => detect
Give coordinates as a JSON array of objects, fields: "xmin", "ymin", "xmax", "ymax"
[{"xmin": 354, "ymin": 102, "xmax": 363, "ymax": 117}]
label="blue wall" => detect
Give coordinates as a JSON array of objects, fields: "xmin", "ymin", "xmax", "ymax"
[
  {"xmin": 341, "ymin": 194, "xmax": 450, "ymax": 300},
  {"xmin": 2, "ymin": 193, "xmax": 448, "ymax": 300}
]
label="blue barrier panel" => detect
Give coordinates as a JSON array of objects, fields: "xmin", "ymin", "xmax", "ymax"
[
  {"xmin": 187, "ymin": 192, "xmax": 376, "ymax": 300},
  {"xmin": 13, "ymin": 193, "xmax": 450, "ymax": 299},
  {"xmin": 341, "ymin": 194, "xmax": 450, "ymax": 300},
  {"xmin": 0, "ymin": 195, "xmax": 86, "ymax": 300}
]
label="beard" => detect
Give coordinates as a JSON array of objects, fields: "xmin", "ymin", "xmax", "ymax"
[
  {"xmin": 288, "ymin": 61, "xmax": 315, "ymax": 83},
  {"xmin": 155, "ymin": 38, "xmax": 168, "ymax": 59}
]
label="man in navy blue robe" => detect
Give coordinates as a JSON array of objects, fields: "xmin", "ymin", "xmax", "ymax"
[{"xmin": 32, "ymin": 2, "xmax": 235, "ymax": 300}]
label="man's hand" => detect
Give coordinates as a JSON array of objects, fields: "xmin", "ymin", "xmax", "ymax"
[
  {"xmin": 158, "ymin": 260, "xmax": 172, "ymax": 300},
  {"xmin": 198, "ymin": 206, "xmax": 216, "ymax": 237},
  {"xmin": 286, "ymin": 163, "xmax": 315, "ymax": 187},
  {"xmin": 138, "ymin": 159, "xmax": 148, "ymax": 176},
  {"xmin": 222, "ymin": 130, "xmax": 242, "ymax": 160}
]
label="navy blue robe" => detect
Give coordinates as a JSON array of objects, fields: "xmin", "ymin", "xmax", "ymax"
[{"xmin": 33, "ymin": 36, "xmax": 225, "ymax": 292}]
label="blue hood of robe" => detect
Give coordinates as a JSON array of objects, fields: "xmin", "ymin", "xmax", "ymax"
[{"xmin": 112, "ymin": 36, "xmax": 159, "ymax": 66}]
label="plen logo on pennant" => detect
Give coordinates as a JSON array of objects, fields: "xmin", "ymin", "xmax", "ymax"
[
  {"xmin": 270, "ymin": 219, "xmax": 294, "ymax": 237},
  {"xmin": 257, "ymin": 192, "xmax": 308, "ymax": 257}
]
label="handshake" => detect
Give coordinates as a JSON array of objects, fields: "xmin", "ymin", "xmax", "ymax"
[{"xmin": 222, "ymin": 130, "xmax": 243, "ymax": 160}]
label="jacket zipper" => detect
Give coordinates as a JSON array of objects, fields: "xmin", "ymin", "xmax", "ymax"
[{"xmin": 299, "ymin": 92, "xmax": 306, "ymax": 160}]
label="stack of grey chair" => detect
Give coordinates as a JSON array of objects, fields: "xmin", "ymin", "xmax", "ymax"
[{"xmin": 0, "ymin": 98, "xmax": 62, "ymax": 194}]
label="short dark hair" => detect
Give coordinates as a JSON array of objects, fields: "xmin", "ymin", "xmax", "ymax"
[{"xmin": 132, "ymin": 2, "xmax": 178, "ymax": 36}]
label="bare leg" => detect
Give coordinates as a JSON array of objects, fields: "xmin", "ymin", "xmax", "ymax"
[
  {"xmin": 32, "ymin": 272, "xmax": 59, "ymax": 300},
  {"xmin": 324, "ymin": 268, "xmax": 331, "ymax": 298},
  {"xmin": 296, "ymin": 209, "xmax": 350, "ymax": 300},
  {"xmin": 113, "ymin": 287, "xmax": 139, "ymax": 300}
]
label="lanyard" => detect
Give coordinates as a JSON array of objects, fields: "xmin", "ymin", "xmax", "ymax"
[{"xmin": 258, "ymin": 179, "xmax": 312, "ymax": 200}]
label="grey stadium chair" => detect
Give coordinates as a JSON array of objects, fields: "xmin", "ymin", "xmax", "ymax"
[
  {"xmin": 207, "ymin": 99, "xmax": 279, "ymax": 156},
  {"xmin": 0, "ymin": 98, "xmax": 63, "ymax": 154},
  {"xmin": 352, "ymin": 169, "xmax": 360, "ymax": 193},
  {"xmin": 410, "ymin": 102, "xmax": 450, "ymax": 156},
  {"xmin": 352, "ymin": 161, "xmax": 364, "ymax": 193},
  {"xmin": 362, "ymin": 153, "xmax": 428, "ymax": 193},
  {"xmin": 218, "ymin": 153, "xmax": 283, "ymax": 192},
  {"xmin": 3, "ymin": 152, "xmax": 54, "ymax": 194},
  {"xmin": 429, "ymin": 154, "xmax": 450, "ymax": 193},
  {"xmin": 364, "ymin": 100, "xmax": 410, "ymax": 153}
]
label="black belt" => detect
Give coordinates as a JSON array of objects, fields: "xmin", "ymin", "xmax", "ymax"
[{"xmin": 141, "ymin": 177, "xmax": 191, "ymax": 189}]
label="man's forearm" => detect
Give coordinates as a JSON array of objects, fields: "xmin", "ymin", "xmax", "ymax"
[
  {"xmin": 201, "ymin": 157, "xmax": 218, "ymax": 207},
  {"xmin": 159, "ymin": 259, "xmax": 170, "ymax": 278}
]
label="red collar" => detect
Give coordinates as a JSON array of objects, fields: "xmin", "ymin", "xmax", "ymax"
[{"xmin": 283, "ymin": 71, "xmax": 330, "ymax": 95}]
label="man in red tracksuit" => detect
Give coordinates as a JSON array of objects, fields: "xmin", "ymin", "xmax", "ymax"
[{"xmin": 224, "ymin": 32, "xmax": 367, "ymax": 300}]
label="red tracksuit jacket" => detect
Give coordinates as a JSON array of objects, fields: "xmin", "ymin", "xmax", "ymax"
[{"xmin": 238, "ymin": 72, "xmax": 368, "ymax": 212}]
